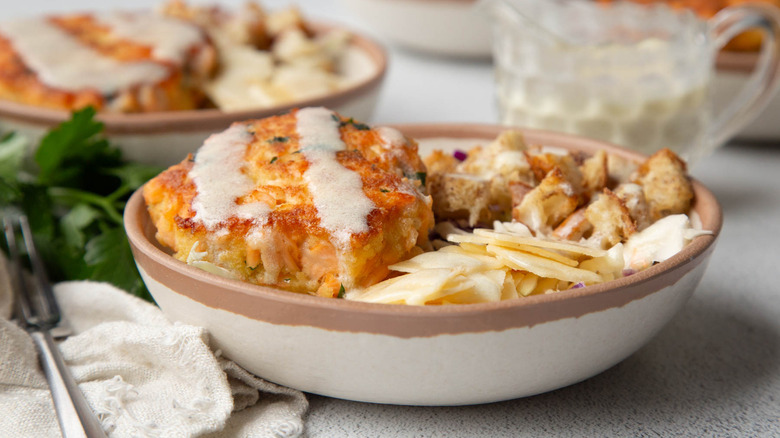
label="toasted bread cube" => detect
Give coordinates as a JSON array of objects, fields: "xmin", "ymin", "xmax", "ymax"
[
  {"xmin": 423, "ymin": 149, "xmax": 459, "ymax": 175},
  {"xmin": 508, "ymin": 180, "xmax": 533, "ymax": 208},
  {"xmin": 512, "ymin": 167, "xmax": 579, "ymax": 234},
  {"xmin": 527, "ymin": 152, "xmax": 581, "ymax": 187},
  {"xmin": 581, "ymin": 149, "xmax": 608, "ymax": 194},
  {"xmin": 607, "ymin": 153, "xmax": 638, "ymax": 187},
  {"xmin": 427, "ymin": 130, "xmax": 532, "ymax": 224},
  {"xmin": 614, "ymin": 183, "xmax": 651, "ymax": 231},
  {"xmin": 553, "ymin": 207, "xmax": 592, "ymax": 241},
  {"xmin": 585, "ymin": 188, "xmax": 637, "ymax": 248},
  {"xmin": 635, "ymin": 148, "xmax": 694, "ymax": 221},
  {"xmin": 428, "ymin": 173, "xmax": 491, "ymax": 226}
]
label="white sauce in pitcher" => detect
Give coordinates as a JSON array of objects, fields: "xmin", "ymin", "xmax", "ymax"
[
  {"xmin": 0, "ymin": 17, "xmax": 169, "ymax": 93},
  {"xmin": 190, "ymin": 124, "xmax": 270, "ymax": 229},
  {"xmin": 96, "ymin": 12, "xmax": 204, "ymax": 64},
  {"xmin": 296, "ymin": 107, "xmax": 375, "ymax": 246}
]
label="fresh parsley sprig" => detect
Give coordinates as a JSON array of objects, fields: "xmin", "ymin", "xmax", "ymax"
[{"xmin": 0, "ymin": 107, "xmax": 162, "ymax": 300}]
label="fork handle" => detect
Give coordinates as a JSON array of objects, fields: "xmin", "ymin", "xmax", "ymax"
[{"xmin": 31, "ymin": 331, "xmax": 108, "ymax": 438}]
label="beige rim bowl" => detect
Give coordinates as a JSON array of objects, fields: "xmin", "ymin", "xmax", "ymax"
[
  {"xmin": 0, "ymin": 23, "xmax": 387, "ymax": 166},
  {"xmin": 124, "ymin": 124, "xmax": 722, "ymax": 406}
]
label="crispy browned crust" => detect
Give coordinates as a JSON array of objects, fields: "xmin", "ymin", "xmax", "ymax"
[
  {"xmin": 0, "ymin": 14, "xmax": 216, "ymax": 112},
  {"xmin": 144, "ymin": 110, "xmax": 434, "ymax": 297}
]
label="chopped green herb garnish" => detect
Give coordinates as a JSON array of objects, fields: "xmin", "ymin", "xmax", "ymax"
[
  {"xmin": 292, "ymin": 149, "xmax": 302, "ymax": 154},
  {"xmin": 331, "ymin": 113, "xmax": 340, "ymax": 123},
  {"xmin": 416, "ymin": 172, "xmax": 427, "ymax": 186},
  {"xmin": 380, "ymin": 188, "xmax": 390, "ymax": 193},
  {"xmin": 337, "ymin": 284, "xmax": 346, "ymax": 299},
  {"xmin": 270, "ymin": 156, "xmax": 278, "ymax": 164},
  {"xmin": 0, "ymin": 107, "xmax": 162, "ymax": 301},
  {"xmin": 267, "ymin": 136, "xmax": 289, "ymax": 143},
  {"xmin": 340, "ymin": 118, "xmax": 370, "ymax": 131}
]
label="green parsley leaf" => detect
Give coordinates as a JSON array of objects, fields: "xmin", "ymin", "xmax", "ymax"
[
  {"xmin": 270, "ymin": 156, "xmax": 278, "ymax": 164},
  {"xmin": 105, "ymin": 163, "xmax": 164, "ymax": 195},
  {"xmin": 60, "ymin": 203, "xmax": 101, "ymax": 249},
  {"xmin": 36, "ymin": 107, "xmax": 119, "ymax": 188},
  {"xmin": 416, "ymin": 172, "xmax": 427, "ymax": 186},
  {"xmin": 338, "ymin": 284, "xmax": 346, "ymax": 299},
  {"xmin": 340, "ymin": 118, "xmax": 370, "ymax": 131},
  {"xmin": 0, "ymin": 107, "xmax": 155, "ymax": 301},
  {"xmin": 84, "ymin": 228, "xmax": 151, "ymax": 300},
  {"xmin": 267, "ymin": 136, "xmax": 289, "ymax": 143},
  {"xmin": 0, "ymin": 132, "xmax": 27, "ymax": 181}
]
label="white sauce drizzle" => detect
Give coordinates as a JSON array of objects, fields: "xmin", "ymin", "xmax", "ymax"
[
  {"xmin": 623, "ymin": 214, "xmax": 711, "ymax": 271},
  {"xmin": 0, "ymin": 17, "xmax": 169, "ymax": 93},
  {"xmin": 376, "ymin": 126, "xmax": 407, "ymax": 148},
  {"xmin": 297, "ymin": 107, "xmax": 375, "ymax": 247},
  {"xmin": 190, "ymin": 124, "xmax": 271, "ymax": 229},
  {"xmin": 96, "ymin": 12, "xmax": 204, "ymax": 65}
]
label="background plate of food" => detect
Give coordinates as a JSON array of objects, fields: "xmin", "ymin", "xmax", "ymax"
[
  {"xmin": 125, "ymin": 108, "xmax": 721, "ymax": 405},
  {"xmin": 0, "ymin": 1, "xmax": 387, "ymax": 165}
]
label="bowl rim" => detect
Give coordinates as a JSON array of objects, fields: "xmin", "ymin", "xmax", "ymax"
[
  {"xmin": 0, "ymin": 21, "xmax": 387, "ymax": 134},
  {"xmin": 716, "ymin": 50, "xmax": 759, "ymax": 73},
  {"xmin": 125, "ymin": 123, "xmax": 722, "ymax": 337}
]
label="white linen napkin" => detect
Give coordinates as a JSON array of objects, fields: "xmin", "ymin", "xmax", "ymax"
[{"xmin": 0, "ymin": 266, "xmax": 308, "ymax": 438}]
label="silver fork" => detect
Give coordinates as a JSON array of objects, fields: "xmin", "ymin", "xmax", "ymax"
[{"xmin": 3, "ymin": 214, "xmax": 108, "ymax": 438}]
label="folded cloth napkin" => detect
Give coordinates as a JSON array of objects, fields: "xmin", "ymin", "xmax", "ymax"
[{"xmin": 0, "ymin": 270, "xmax": 308, "ymax": 438}]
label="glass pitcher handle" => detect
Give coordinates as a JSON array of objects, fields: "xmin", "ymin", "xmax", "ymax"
[{"xmin": 708, "ymin": 3, "xmax": 780, "ymax": 149}]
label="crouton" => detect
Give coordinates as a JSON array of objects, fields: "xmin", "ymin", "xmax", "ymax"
[
  {"xmin": 585, "ymin": 188, "xmax": 637, "ymax": 249},
  {"xmin": 581, "ymin": 149, "xmax": 608, "ymax": 194},
  {"xmin": 512, "ymin": 167, "xmax": 579, "ymax": 234},
  {"xmin": 423, "ymin": 149, "xmax": 459, "ymax": 175},
  {"xmin": 635, "ymin": 148, "xmax": 694, "ymax": 221},
  {"xmin": 614, "ymin": 183, "xmax": 651, "ymax": 231},
  {"xmin": 508, "ymin": 180, "xmax": 533, "ymax": 207},
  {"xmin": 428, "ymin": 173, "xmax": 491, "ymax": 226},
  {"xmin": 427, "ymin": 130, "xmax": 533, "ymax": 224},
  {"xmin": 553, "ymin": 207, "xmax": 592, "ymax": 241},
  {"xmin": 607, "ymin": 153, "xmax": 638, "ymax": 187}
]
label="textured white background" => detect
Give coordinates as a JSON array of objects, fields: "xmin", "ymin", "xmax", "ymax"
[{"xmin": 4, "ymin": 0, "xmax": 779, "ymax": 436}]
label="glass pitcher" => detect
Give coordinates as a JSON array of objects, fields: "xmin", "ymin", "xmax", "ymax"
[{"xmin": 482, "ymin": 0, "xmax": 780, "ymax": 164}]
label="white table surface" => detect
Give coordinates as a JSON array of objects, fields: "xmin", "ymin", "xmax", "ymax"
[{"xmin": 6, "ymin": 1, "xmax": 780, "ymax": 436}]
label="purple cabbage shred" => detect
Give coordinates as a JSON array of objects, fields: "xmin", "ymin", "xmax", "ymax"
[
  {"xmin": 622, "ymin": 269, "xmax": 637, "ymax": 277},
  {"xmin": 453, "ymin": 149, "xmax": 468, "ymax": 161},
  {"xmin": 571, "ymin": 282, "xmax": 585, "ymax": 289}
]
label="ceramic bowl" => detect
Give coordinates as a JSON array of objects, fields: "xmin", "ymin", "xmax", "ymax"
[
  {"xmin": 714, "ymin": 51, "xmax": 780, "ymax": 140},
  {"xmin": 124, "ymin": 123, "xmax": 721, "ymax": 406},
  {"xmin": 340, "ymin": 0, "xmax": 492, "ymax": 58},
  {"xmin": 0, "ymin": 23, "xmax": 387, "ymax": 166}
]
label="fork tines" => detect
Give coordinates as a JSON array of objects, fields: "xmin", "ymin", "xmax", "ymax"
[{"xmin": 2, "ymin": 214, "xmax": 61, "ymax": 331}]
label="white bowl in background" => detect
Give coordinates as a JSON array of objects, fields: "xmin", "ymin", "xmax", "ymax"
[{"xmin": 341, "ymin": 0, "xmax": 492, "ymax": 58}]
